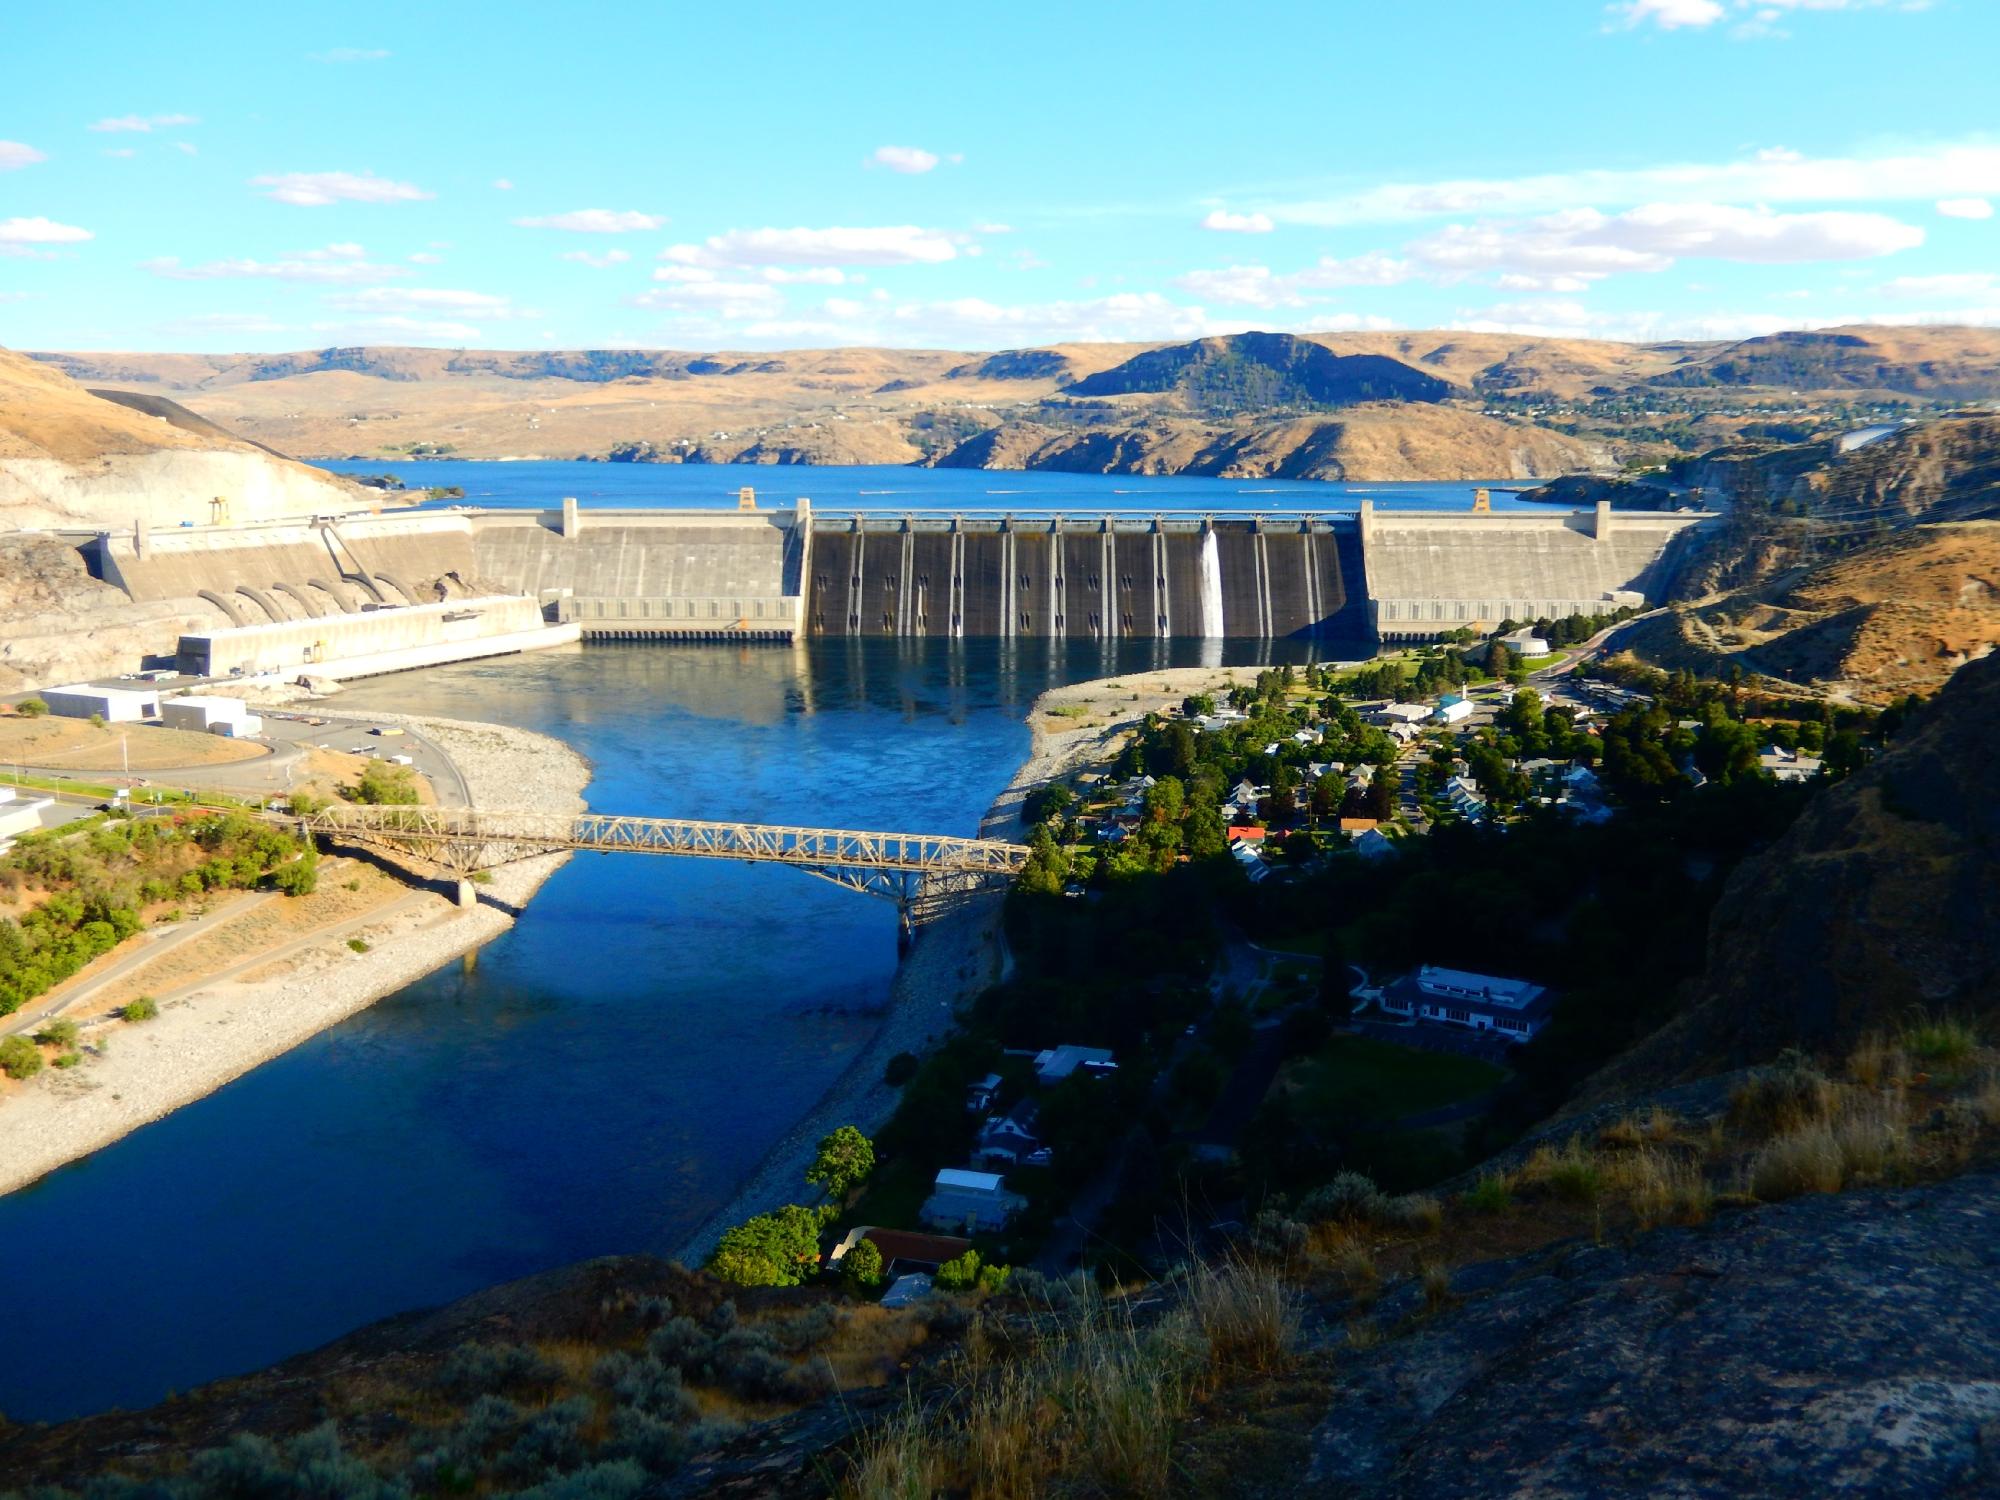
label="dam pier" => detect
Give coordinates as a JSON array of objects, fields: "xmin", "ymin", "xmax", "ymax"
[{"xmin": 71, "ymin": 495, "xmax": 1713, "ymax": 682}]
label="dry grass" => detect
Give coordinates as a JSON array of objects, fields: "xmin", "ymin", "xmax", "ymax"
[
  {"xmin": 1518, "ymin": 1138, "xmax": 1604, "ymax": 1203},
  {"xmin": 1747, "ymin": 1088, "xmax": 1911, "ymax": 1201},
  {"xmin": 1902, "ymin": 1013, "xmax": 1980, "ymax": 1066},
  {"xmin": 1599, "ymin": 1105, "xmax": 1681, "ymax": 1148},
  {"xmin": 1846, "ymin": 1033, "xmax": 1910, "ymax": 1091},
  {"xmin": 841, "ymin": 1266, "xmax": 1297, "ymax": 1500},
  {"xmin": 1728, "ymin": 1054, "xmax": 1840, "ymax": 1139}
]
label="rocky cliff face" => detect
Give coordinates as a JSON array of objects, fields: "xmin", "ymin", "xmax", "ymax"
[{"xmin": 932, "ymin": 404, "xmax": 1600, "ymax": 481}]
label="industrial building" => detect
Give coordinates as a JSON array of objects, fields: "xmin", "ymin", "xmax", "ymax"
[
  {"xmin": 160, "ymin": 695, "xmax": 263, "ymax": 738},
  {"xmin": 40, "ymin": 685, "xmax": 161, "ymax": 723},
  {"xmin": 176, "ymin": 595, "xmax": 558, "ymax": 680}
]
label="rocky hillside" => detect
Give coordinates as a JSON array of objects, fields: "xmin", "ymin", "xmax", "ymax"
[
  {"xmin": 0, "ymin": 346, "xmax": 362, "ymax": 530},
  {"xmin": 933, "ymin": 404, "xmax": 1601, "ymax": 481},
  {"xmin": 1061, "ymin": 333, "xmax": 1452, "ymax": 413}
]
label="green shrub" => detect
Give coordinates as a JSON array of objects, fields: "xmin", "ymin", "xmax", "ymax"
[
  {"xmin": 348, "ymin": 937, "xmax": 371, "ymax": 954},
  {"xmin": 53, "ymin": 1050, "xmax": 81, "ymax": 1069},
  {"xmin": 843, "ymin": 1237, "xmax": 885, "ymax": 1291},
  {"xmin": 1903, "ymin": 1013, "xmax": 1978, "ymax": 1064},
  {"xmin": 15, "ymin": 698, "xmax": 47, "ymax": 717},
  {"xmin": 0, "ymin": 1035, "xmax": 42, "ymax": 1079},
  {"xmin": 1463, "ymin": 1173, "xmax": 1513, "ymax": 1212},
  {"xmin": 935, "ymin": 1249, "xmax": 981, "ymax": 1292},
  {"xmin": 350, "ymin": 761, "xmax": 420, "ymax": 806},
  {"xmin": 123, "ymin": 995, "xmax": 159, "ymax": 1022},
  {"xmin": 1297, "ymin": 1172, "xmax": 1386, "ymax": 1225},
  {"xmin": 35, "ymin": 1017, "xmax": 79, "ymax": 1049}
]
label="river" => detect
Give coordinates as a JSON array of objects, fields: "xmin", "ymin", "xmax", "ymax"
[{"xmin": 0, "ymin": 633, "xmax": 1343, "ymax": 1423}]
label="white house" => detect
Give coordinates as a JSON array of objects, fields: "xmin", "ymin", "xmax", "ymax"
[
  {"xmin": 975, "ymin": 1098, "xmax": 1044, "ymax": 1167},
  {"xmin": 921, "ymin": 1168, "xmax": 1025, "ymax": 1233},
  {"xmin": 1379, "ymin": 964, "xmax": 1554, "ymax": 1040},
  {"xmin": 1230, "ymin": 840, "xmax": 1271, "ymax": 883},
  {"xmin": 1444, "ymin": 776, "xmax": 1487, "ymax": 819},
  {"xmin": 1502, "ymin": 628, "xmax": 1551, "ymax": 656},
  {"xmin": 1433, "ymin": 695, "xmax": 1474, "ymax": 726},
  {"xmin": 1759, "ymin": 746, "xmax": 1824, "ymax": 783},
  {"xmin": 41, "ymin": 685, "xmax": 160, "ymax": 723},
  {"xmin": 1352, "ymin": 827, "xmax": 1396, "ymax": 860},
  {"xmin": 965, "ymin": 1072, "xmax": 1002, "ymax": 1114},
  {"xmin": 1034, "ymin": 1044, "xmax": 1116, "ymax": 1084}
]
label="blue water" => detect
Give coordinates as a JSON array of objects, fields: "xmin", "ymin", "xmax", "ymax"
[
  {"xmin": 318, "ymin": 458, "xmax": 1543, "ymax": 514},
  {"xmin": 0, "ymin": 633, "xmax": 1338, "ymax": 1423}
]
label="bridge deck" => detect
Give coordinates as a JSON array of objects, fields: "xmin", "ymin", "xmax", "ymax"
[{"xmin": 294, "ymin": 805, "xmax": 1029, "ymax": 877}]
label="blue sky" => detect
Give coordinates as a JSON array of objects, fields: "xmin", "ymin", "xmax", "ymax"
[{"xmin": 3, "ymin": 0, "xmax": 1996, "ymax": 352}]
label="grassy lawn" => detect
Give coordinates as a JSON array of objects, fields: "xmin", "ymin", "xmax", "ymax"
[
  {"xmin": 1519, "ymin": 653, "xmax": 1562, "ymax": 668},
  {"xmin": 1277, "ymin": 1034, "xmax": 1506, "ymax": 1131}
]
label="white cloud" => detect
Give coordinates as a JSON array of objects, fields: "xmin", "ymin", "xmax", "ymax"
[
  {"xmin": 1937, "ymin": 196, "xmax": 1994, "ymax": 220},
  {"xmin": 870, "ymin": 145, "xmax": 940, "ymax": 174},
  {"xmin": 1171, "ymin": 253, "xmax": 1416, "ymax": 308},
  {"xmin": 0, "ymin": 140, "xmax": 46, "ymax": 171},
  {"xmin": 143, "ymin": 244, "xmax": 405, "ymax": 284},
  {"xmin": 492, "ymin": 178, "xmax": 514, "ymax": 191},
  {"xmin": 310, "ymin": 315, "xmax": 484, "ymax": 341},
  {"xmin": 1878, "ymin": 271, "xmax": 1999, "ymax": 298},
  {"xmin": 1613, "ymin": 0, "xmax": 1927, "ymax": 31},
  {"xmin": 761, "ymin": 266, "xmax": 846, "ymax": 284},
  {"xmin": 1263, "ymin": 142, "xmax": 2000, "ymax": 226},
  {"xmin": 309, "ymin": 47, "xmax": 391, "ymax": 62},
  {"xmin": 633, "ymin": 267, "xmax": 786, "ymax": 320},
  {"xmin": 175, "ymin": 141, "xmax": 198, "ymax": 156},
  {"xmin": 513, "ymin": 209, "xmax": 664, "ymax": 233},
  {"xmin": 662, "ymin": 224, "xmax": 965, "ymax": 268},
  {"xmin": 409, "ymin": 251, "xmax": 444, "ymax": 264},
  {"xmin": 169, "ymin": 312, "xmax": 293, "ymax": 334},
  {"xmin": 102, "ymin": 147, "xmax": 137, "ymax": 159},
  {"xmin": 559, "ymin": 248, "xmax": 631, "ymax": 268},
  {"xmin": 87, "ymin": 113, "xmax": 198, "ymax": 133},
  {"xmin": 972, "ymin": 221, "xmax": 1014, "ymax": 234},
  {"xmin": 0, "ymin": 216, "xmax": 93, "ymax": 244},
  {"xmin": 1408, "ymin": 202, "xmax": 1922, "ymax": 280},
  {"xmin": 251, "ymin": 170, "xmax": 433, "ymax": 206},
  {"xmin": 886, "ymin": 291, "xmax": 1240, "ymax": 345},
  {"xmin": 327, "ymin": 287, "xmax": 522, "ymax": 318},
  {"xmin": 1201, "ymin": 209, "xmax": 1275, "ymax": 234}
]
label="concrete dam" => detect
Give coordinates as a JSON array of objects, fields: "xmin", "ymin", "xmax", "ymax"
[{"xmin": 68, "ymin": 497, "xmax": 1713, "ymax": 682}]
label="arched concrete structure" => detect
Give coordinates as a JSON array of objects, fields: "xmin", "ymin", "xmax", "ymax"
[
  {"xmin": 197, "ymin": 589, "xmax": 249, "ymax": 627},
  {"xmin": 272, "ymin": 581, "xmax": 327, "ymax": 618},
  {"xmin": 236, "ymin": 584, "xmax": 291, "ymax": 623}
]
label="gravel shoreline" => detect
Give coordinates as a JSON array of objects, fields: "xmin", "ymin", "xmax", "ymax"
[
  {"xmin": 0, "ymin": 713, "xmax": 591, "ymax": 1199},
  {"xmin": 672, "ymin": 662, "xmax": 1254, "ymax": 1265}
]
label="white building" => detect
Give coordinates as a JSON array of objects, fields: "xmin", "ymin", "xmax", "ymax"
[
  {"xmin": 1353, "ymin": 827, "xmax": 1396, "ymax": 860},
  {"xmin": 0, "ymin": 787, "xmax": 55, "ymax": 845},
  {"xmin": 160, "ymin": 695, "xmax": 263, "ymax": 738},
  {"xmin": 1230, "ymin": 840, "xmax": 1271, "ymax": 883},
  {"xmin": 40, "ymin": 685, "xmax": 160, "ymax": 723},
  {"xmin": 1033, "ymin": 1044, "xmax": 1117, "ymax": 1084},
  {"xmin": 1759, "ymin": 746, "xmax": 1824, "ymax": 783},
  {"xmin": 1377, "ymin": 702, "xmax": 1433, "ymax": 725},
  {"xmin": 920, "ymin": 1168, "xmax": 1025, "ymax": 1233},
  {"xmin": 1501, "ymin": 628, "xmax": 1551, "ymax": 656},
  {"xmin": 1379, "ymin": 965, "xmax": 1554, "ymax": 1040},
  {"xmin": 1433, "ymin": 696, "xmax": 1474, "ymax": 726}
]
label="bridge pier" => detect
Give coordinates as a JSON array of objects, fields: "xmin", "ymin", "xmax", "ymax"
[{"xmin": 455, "ymin": 878, "xmax": 478, "ymax": 909}]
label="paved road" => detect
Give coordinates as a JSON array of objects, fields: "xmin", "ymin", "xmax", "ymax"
[{"xmin": 0, "ymin": 889, "xmax": 269, "ymax": 1038}]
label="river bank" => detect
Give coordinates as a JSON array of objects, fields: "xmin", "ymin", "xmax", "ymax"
[
  {"xmin": 672, "ymin": 661, "xmax": 1259, "ymax": 1264},
  {"xmin": 0, "ymin": 713, "xmax": 591, "ymax": 1199}
]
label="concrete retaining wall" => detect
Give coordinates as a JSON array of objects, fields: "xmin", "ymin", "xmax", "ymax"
[{"xmin": 177, "ymin": 594, "xmax": 549, "ymax": 677}]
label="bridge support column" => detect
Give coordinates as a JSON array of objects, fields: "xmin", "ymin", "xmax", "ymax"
[{"xmin": 455, "ymin": 878, "xmax": 478, "ymax": 909}]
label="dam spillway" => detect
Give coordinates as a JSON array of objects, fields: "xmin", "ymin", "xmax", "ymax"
[
  {"xmin": 73, "ymin": 497, "xmax": 1716, "ymax": 677},
  {"xmin": 804, "ymin": 514, "xmax": 1369, "ymax": 640}
]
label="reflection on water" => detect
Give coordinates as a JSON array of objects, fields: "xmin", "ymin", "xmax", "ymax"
[{"xmin": 0, "ymin": 636, "xmax": 1344, "ymax": 1422}]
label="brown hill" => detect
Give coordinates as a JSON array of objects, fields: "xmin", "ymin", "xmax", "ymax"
[
  {"xmin": 1653, "ymin": 325, "xmax": 2000, "ymax": 400},
  {"xmin": 0, "ymin": 345, "xmax": 361, "ymax": 529}
]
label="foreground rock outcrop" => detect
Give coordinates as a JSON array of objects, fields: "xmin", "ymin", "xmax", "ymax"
[{"xmin": 1309, "ymin": 1171, "xmax": 2000, "ymax": 1496}]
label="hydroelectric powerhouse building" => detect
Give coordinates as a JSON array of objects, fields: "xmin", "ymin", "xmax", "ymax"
[{"xmin": 68, "ymin": 494, "xmax": 1713, "ymax": 678}]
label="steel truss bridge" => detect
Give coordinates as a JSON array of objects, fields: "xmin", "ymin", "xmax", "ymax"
[{"xmin": 290, "ymin": 804, "xmax": 1030, "ymax": 934}]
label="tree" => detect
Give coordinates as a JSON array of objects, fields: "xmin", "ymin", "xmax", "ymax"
[
  {"xmin": 0, "ymin": 1035, "xmax": 41, "ymax": 1080},
  {"xmin": 842, "ymin": 1237, "xmax": 884, "ymax": 1292},
  {"xmin": 351, "ymin": 762, "xmax": 420, "ymax": 806},
  {"xmin": 806, "ymin": 1124, "xmax": 875, "ymax": 1201},
  {"xmin": 34, "ymin": 1017, "xmax": 78, "ymax": 1049},
  {"xmin": 708, "ymin": 1204, "xmax": 828, "ymax": 1287},
  {"xmin": 1022, "ymin": 783, "xmax": 1074, "ymax": 827},
  {"xmin": 15, "ymin": 698, "xmax": 46, "ymax": 718},
  {"xmin": 1182, "ymin": 693, "xmax": 1215, "ymax": 719}
]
